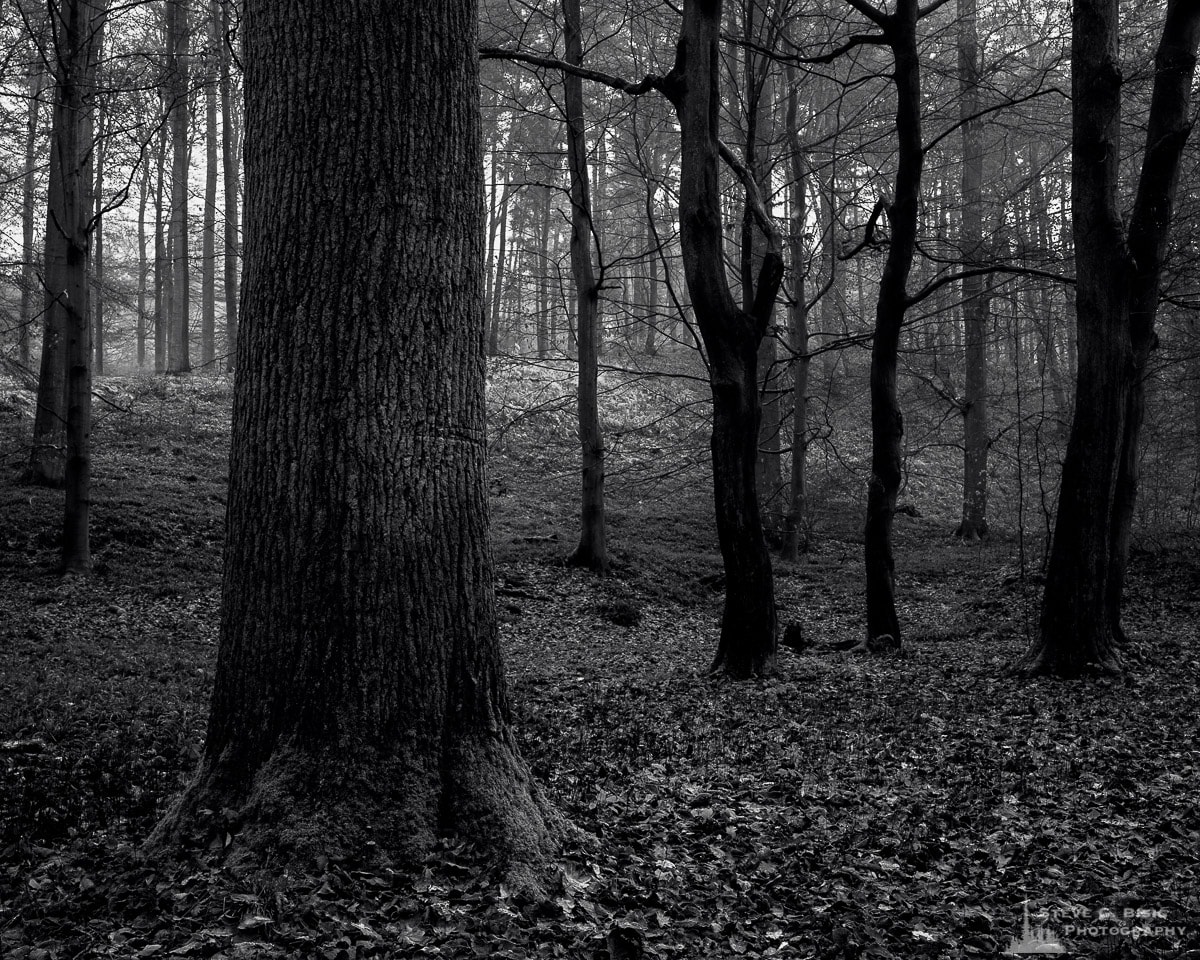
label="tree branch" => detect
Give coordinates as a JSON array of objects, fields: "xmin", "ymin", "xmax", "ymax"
[
  {"xmin": 479, "ymin": 46, "xmax": 665, "ymax": 96},
  {"xmin": 905, "ymin": 263, "xmax": 1074, "ymax": 308},
  {"xmin": 842, "ymin": 0, "xmax": 888, "ymax": 27},
  {"xmin": 717, "ymin": 139, "xmax": 782, "ymax": 256}
]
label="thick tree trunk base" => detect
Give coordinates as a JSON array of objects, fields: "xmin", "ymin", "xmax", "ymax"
[
  {"xmin": 953, "ymin": 519, "xmax": 988, "ymax": 542},
  {"xmin": 149, "ymin": 733, "xmax": 561, "ymax": 893},
  {"xmin": 1012, "ymin": 637, "xmax": 1124, "ymax": 678},
  {"xmin": 566, "ymin": 543, "xmax": 608, "ymax": 574}
]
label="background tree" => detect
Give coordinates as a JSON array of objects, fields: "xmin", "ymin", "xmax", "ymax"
[
  {"xmin": 563, "ymin": 0, "xmax": 608, "ymax": 571},
  {"xmin": 153, "ymin": 0, "xmax": 556, "ymax": 874},
  {"xmin": 164, "ymin": 0, "xmax": 190, "ymax": 375},
  {"xmin": 954, "ymin": 0, "xmax": 988, "ymax": 541}
]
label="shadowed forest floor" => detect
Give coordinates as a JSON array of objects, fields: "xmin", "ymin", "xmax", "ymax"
[{"xmin": 1, "ymin": 375, "xmax": 1199, "ymax": 959}]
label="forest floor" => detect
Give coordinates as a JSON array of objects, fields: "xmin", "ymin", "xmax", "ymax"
[{"xmin": 1, "ymin": 373, "xmax": 1199, "ymax": 959}]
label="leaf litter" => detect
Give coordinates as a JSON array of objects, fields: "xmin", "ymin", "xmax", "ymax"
[{"xmin": 1, "ymin": 374, "xmax": 1198, "ymax": 958}]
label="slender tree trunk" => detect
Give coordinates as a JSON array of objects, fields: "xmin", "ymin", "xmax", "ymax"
[
  {"xmin": 955, "ymin": 0, "xmax": 988, "ymax": 540},
  {"xmin": 664, "ymin": 0, "xmax": 784, "ymax": 676},
  {"xmin": 488, "ymin": 182, "xmax": 511, "ymax": 356},
  {"xmin": 20, "ymin": 60, "xmax": 42, "ymax": 367},
  {"xmin": 1022, "ymin": 0, "xmax": 1200, "ymax": 676},
  {"xmin": 137, "ymin": 164, "xmax": 149, "ymax": 367},
  {"xmin": 219, "ymin": 0, "xmax": 239, "ymax": 370},
  {"xmin": 536, "ymin": 184, "xmax": 551, "ymax": 359},
  {"xmin": 782, "ymin": 58, "xmax": 808, "ymax": 562},
  {"xmin": 166, "ymin": 0, "xmax": 191, "ymax": 375},
  {"xmin": 27, "ymin": 88, "xmax": 69, "ymax": 487},
  {"xmin": 563, "ymin": 0, "xmax": 607, "ymax": 572},
  {"xmin": 642, "ymin": 203, "xmax": 659, "ymax": 355},
  {"xmin": 740, "ymin": 7, "xmax": 783, "ymax": 541},
  {"xmin": 154, "ymin": 122, "xmax": 168, "ymax": 374},
  {"xmin": 862, "ymin": 0, "xmax": 923, "ymax": 649},
  {"xmin": 92, "ymin": 99, "xmax": 105, "ymax": 376},
  {"xmin": 202, "ymin": 3, "xmax": 219, "ymax": 367},
  {"xmin": 152, "ymin": 0, "xmax": 556, "ymax": 876}
]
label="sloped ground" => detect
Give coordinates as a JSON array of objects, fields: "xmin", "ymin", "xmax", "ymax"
[{"xmin": 1, "ymin": 373, "xmax": 1198, "ymax": 959}]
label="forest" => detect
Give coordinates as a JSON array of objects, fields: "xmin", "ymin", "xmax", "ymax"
[{"xmin": 1, "ymin": 0, "xmax": 1199, "ymax": 957}]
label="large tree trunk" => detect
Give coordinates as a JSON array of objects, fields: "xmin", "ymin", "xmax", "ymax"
[
  {"xmin": 1104, "ymin": 2, "xmax": 1200, "ymax": 645},
  {"xmin": 152, "ymin": 0, "xmax": 555, "ymax": 876},
  {"xmin": 955, "ymin": 0, "xmax": 989, "ymax": 541},
  {"xmin": 166, "ymin": 0, "xmax": 191, "ymax": 375},
  {"xmin": 56, "ymin": 0, "xmax": 104, "ymax": 573},
  {"xmin": 563, "ymin": 0, "xmax": 607, "ymax": 572},
  {"xmin": 863, "ymin": 0, "xmax": 923, "ymax": 649},
  {"xmin": 1022, "ymin": 0, "xmax": 1200, "ymax": 676},
  {"xmin": 665, "ymin": 0, "xmax": 783, "ymax": 677}
]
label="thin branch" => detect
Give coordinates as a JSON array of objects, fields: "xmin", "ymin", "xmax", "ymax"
[
  {"xmin": 839, "ymin": 198, "xmax": 887, "ymax": 260},
  {"xmin": 923, "ymin": 87, "xmax": 1068, "ymax": 155},
  {"xmin": 917, "ymin": 0, "xmax": 955, "ymax": 17},
  {"xmin": 905, "ymin": 263, "xmax": 1074, "ymax": 308},
  {"xmin": 716, "ymin": 139, "xmax": 781, "ymax": 255},
  {"xmin": 479, "ymin": 46, "xmax": 663, "ymax": 96},
  {"xmin": 842, "ymin": 0, "xmax": 888, "ymax": 27}
]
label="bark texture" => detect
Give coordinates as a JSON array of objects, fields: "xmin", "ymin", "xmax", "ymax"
[
  {"xmin": 165, "ymin": 0, "xmax": 190, "ymax": 374},
  {"xmin": 218, "ymin": 0, "xmax": 239, "ymax": 369},
  {"xmin": 1022, "ymin": 0, "xmax": 1200, "ymax": 676},
  {"xmin": 863, "ymin": 0, "xmax": 923, "ymax": 648},
  {"xmin": 667, "ymin": 0, "xmax": 783, "ymax": 676},
  {"xmin": 56, "ymin": 0, "xmax": 103, "ymax": 572},
  {"xmin": 152, "ymin": 0, "xmax": 556, "ymax": 875},
  {"xmin": 202, "ymin": 3, "xmax": 219, "ymax": 368},
  {"xmin": 781, "ymin": 54, "xmax": 808, "ymax": 562}
]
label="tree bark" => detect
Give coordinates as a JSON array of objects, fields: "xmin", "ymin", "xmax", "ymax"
[
  {"xmin": 202, "ymin": 2, "xmax": 219, "ymax": 367},
  {"xmin": 54, "ymin": 0, "xmax": 104, "ymax": 572},
  {"xmin": 219, "ymin": 0, "xmax": 239, "ymax": 370},
  {"xmin": 955, "ymin": 0, "xmax": 989, "ymax": 541},
  {"xmin": 563, "ymin": 0, "xmax": 608, "ymax": 572},
  {"xmin": 1022, "ymin": 0, "xmax": 1200, "ymax": 676},
  {"xmin": 20, "ymin": 58, "xmax": 42, "ymax": 367},
  {"xmin": 153, "ymin": 121, "xmax": 168, "ymax": 374},
  {"xmin": 152, "ymin": 0, "xmax": 556, "ymax": 876},
  {"xmin": 666, "ymin": 0, "xmax": 783, "ymax": 676},
  {"xmin": 137, "ymin": 163, "xmax": 149, "ymax": 367},
  {"xmin": 781, "ymin": 56, "xmax": 808, "ymax": 562},
  {"xmin": 1105, "ymin": 1, "xmax": 1200, "ymax": 645},
  {"xmin": 739, "ymin": 4, "xmax": 783, "ymax": 541},
  {"xmin": 166, "ymin": 0, "xmax": 191, "ymax": 375},
  {"xmin": 862, "ymin": 0, "xmax": 923, "ymax": 649},
  {"xmin": 488, "ymin": 181, "xmax": 511, "ymax": 357},
  {"xmin": 535, "ymin": 184, "xmax": 552, "ymax": 359},
  {"xmin": 92, "ymin": 83, "xmax": 105, "ymax": 377},
  {"xmin": 27, "ymin": 55, "xmax": 70, "ymax": 486}
]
